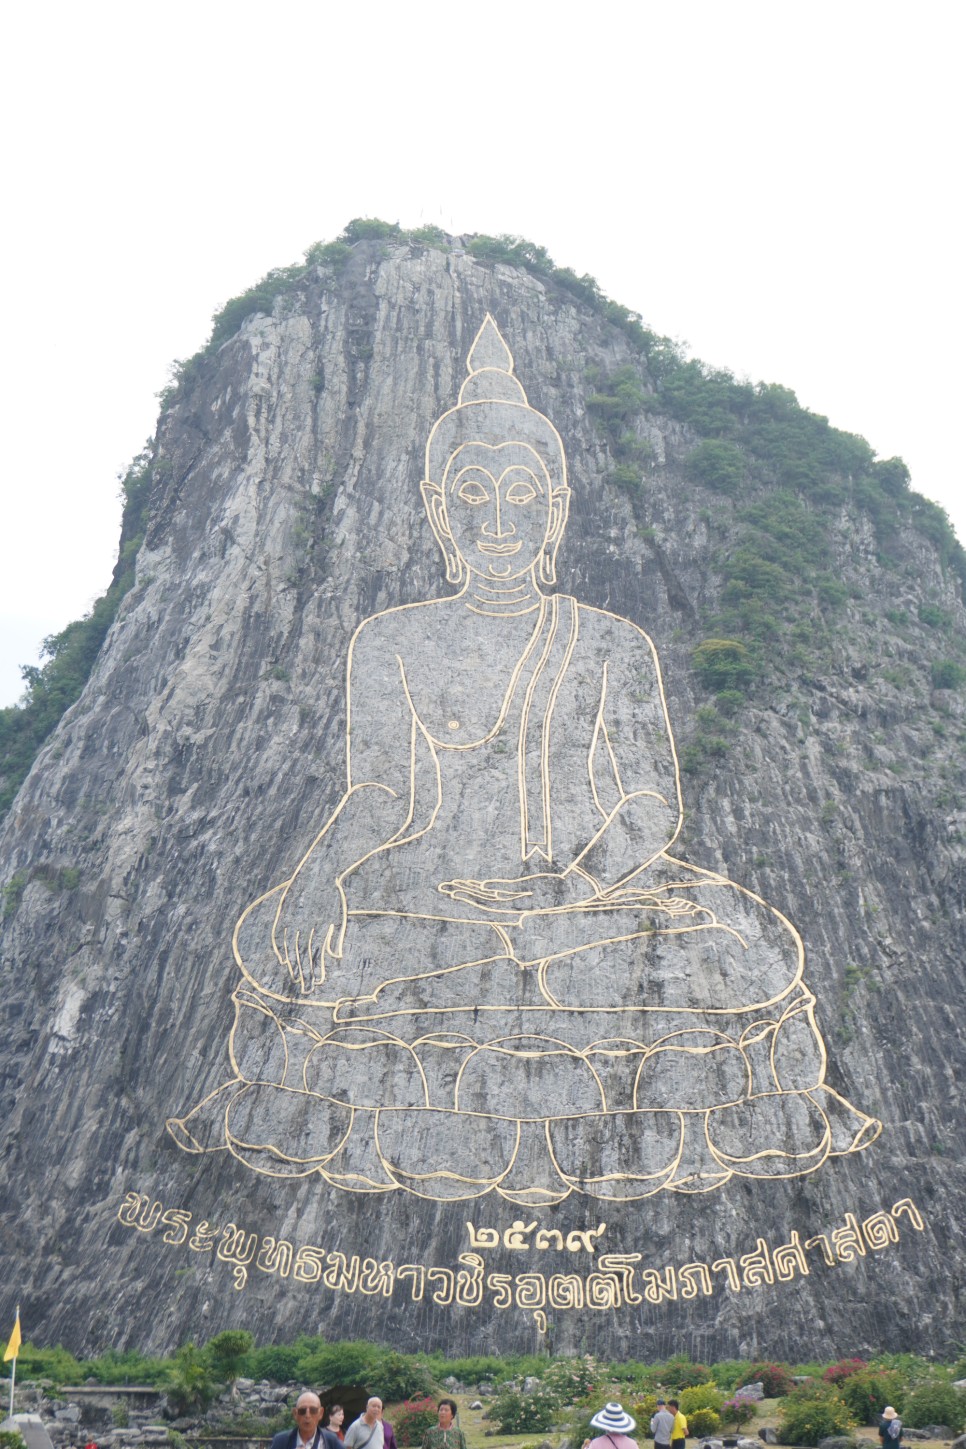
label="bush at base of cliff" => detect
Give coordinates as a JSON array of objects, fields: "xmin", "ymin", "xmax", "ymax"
[
  {"xmin": 711, "ymin": 1362, "xmax": 755, "ymax": 1394},
  {"xmin": 163, "ymin": 1342, "xmax": 216, "ymax": 1418},
  {"xmin": 558, "ymin": 1406, "xmax": 599, "ymax": 1449},
  {"xmin": 491, "ymin": 1383, "xmax": 559, "ymax": 1434},
  {"xmin": 823, "ymin": 1360, "xmax": 869, "ymax": 1386},
  {"xmin": 542, "ymin": 1357, "xmax": 599, "ymax": 1405},
  {"xmin": 655, "ymin": 1356, "xmax": 714, "ymax": 1391},
  {"xmin": 4, "ymin": 1342, "xmax": 82, "ymax": 1389},
  {"xmin": 393, "ymin": 1398, "xmax": 439, "ymax": 1447},
  {"xmin": 377, "ymin": 1352, "xmax": 437, "ymax": 1403},
  {"xmin": 904, "ymin": 1381, "xmax": 966, "ymax": 1434},
  {"xmin": 778, "ymin": 1385, "xmax": 854, "ymax": 1446},
  {"xmin": 838, "ymin": 1370, "xmax": 905, "ymax": 1424},
  {"xmin": 630, "ymin": 1395, "xmax": 659, "ymax": 1425},
  {"xmin": 720, "ymin": 1398, "xmax": 756, "ymax": 1430},
  {"xmin": 688, "ymin": 1409, "xmax": 722, "ymax": 1438},
  {"xmin": 680, "ymin": 1385, "xmax": 726, "ymax": 1416},
  {"xmin": 738, "ymin": 1362, "xmax": 795, "ymax": 1397}
]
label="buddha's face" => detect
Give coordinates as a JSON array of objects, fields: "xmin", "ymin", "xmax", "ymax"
[{"xmin": 442, "ymin": 442, "xmax": 555, "ymax": 581}]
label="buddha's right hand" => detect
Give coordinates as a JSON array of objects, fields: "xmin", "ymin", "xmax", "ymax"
[{"xmin": 271, "ymin": 877, "xmax": 347, "ymax": 994}]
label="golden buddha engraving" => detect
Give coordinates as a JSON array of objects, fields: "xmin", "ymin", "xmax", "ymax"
[{"xmin": 167, "ymin": 316, "xmax": 881, "ymax": 1204}]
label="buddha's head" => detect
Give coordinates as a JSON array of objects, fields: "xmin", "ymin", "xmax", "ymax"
[{"xmin": 421, "ymin": 316, "xmax": 571, "ymax": 588}]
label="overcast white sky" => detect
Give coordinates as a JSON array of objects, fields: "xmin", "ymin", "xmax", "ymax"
[{"xmin": 1, "ymin": 0, "xmax": 962, "ymax": 706}]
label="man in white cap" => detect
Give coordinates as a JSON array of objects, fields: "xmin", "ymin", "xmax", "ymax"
[{"xmin": 585, "ymin": 1404, "xmax": 638, "ymax": 1449}]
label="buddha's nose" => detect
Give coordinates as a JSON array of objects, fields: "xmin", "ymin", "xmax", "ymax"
[{"xmin": 481, "ymin": 517, "xmax": 516, "ymax": 537}]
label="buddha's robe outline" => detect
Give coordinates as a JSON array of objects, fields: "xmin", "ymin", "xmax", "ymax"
[
  {"xmin": 166, "ymin": 312, "xmax": 881, "ymax": 1202},
  {"xmin": 169, "ymin": 591, "xmax": 879, "ymax": 1201}
]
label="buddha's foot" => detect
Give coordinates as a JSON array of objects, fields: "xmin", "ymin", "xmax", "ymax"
[{"xmin": 167, "ymin": 1078, "xmax": 354, "ymax": 1178}]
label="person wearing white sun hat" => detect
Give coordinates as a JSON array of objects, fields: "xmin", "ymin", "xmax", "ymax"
[
  {"xmin": 584, "ymin": 1403, "xmax": 638, "ymax": 1449},
  {"xmin": 878, "ymin": 1407, "xmax": 902, "ymax": 1449}
]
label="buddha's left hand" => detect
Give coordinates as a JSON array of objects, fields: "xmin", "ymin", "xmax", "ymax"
[{"xmin": 438, "ymin": 870, "xmax": 599, "ymax": 913}]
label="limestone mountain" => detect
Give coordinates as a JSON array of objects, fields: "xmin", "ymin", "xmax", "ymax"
[{"xmin": 0, "ymin": 227, "xmax": 963, "ymax": 1359}]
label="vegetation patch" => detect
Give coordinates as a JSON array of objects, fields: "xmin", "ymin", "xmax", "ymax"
[
  {"xmin": 393, "ymin": 1397, "xmax": 438, "ymax": 1447},
  {"xmin": 778, "ymin": 1383, "xmax": 855, "ymax": 1446},
  {"xmin": 737, "ymin": 1362, "xmax": 795, "ymax": 1397},
  {"xmin": 838, "ymin": 1369, "xmax": 906, "ymax": 1425},
  {"xmin": 904, "ymin": 1380, "xmax": 966, "ymax": 1433},
  {"xmin": 0, "ymin": 450, "xmax": 153, "ymax": 817}
]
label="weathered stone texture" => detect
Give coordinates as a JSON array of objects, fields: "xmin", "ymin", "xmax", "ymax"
[{"xmin": 0, "ymin": 241, "xmax": 963, "ymax": 1358}]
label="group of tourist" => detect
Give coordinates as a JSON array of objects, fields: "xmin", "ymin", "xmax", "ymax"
[
  {"xmin": 583, "ymin": 1396, "xmax": 904, "ymax": 1449},
  {"xmin": 583, "ymin": 1399, "xmax": 688, "ymax": 1449},
  {"xmin": 273, "ymin": 1394, "xmax": 466, "ymax": 1449},
  {"xmin": 277, "ymin": 1387, "xmax": 904, "ymax": 1449}
]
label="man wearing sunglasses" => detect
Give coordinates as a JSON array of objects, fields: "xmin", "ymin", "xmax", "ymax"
[{"xmin": 272, "ymin": 1392, "xmax": 342, "ymax": 1449}]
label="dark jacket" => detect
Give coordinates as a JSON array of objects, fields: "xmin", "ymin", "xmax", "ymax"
[{"xmin": 272, "ymin": 1430, "xmax": 342, "ymax": 1449}]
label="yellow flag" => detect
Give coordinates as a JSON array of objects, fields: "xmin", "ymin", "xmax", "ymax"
[{"xmin": 3, "ymin": 1308, "xmax": 20, "ymax": 1361}]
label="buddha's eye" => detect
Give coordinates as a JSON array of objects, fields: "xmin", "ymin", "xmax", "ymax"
[
  {"xmin": 504, "ymin": 479, "xmax": 538, "ymax": 505},
  {"xmin": 457, "ymin": 477, "xmax": 490, "ymax": 505}
]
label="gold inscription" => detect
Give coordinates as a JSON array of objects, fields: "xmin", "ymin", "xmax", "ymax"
[
  {"xmin": 117, "ymin": 1191, "xmax": 925, "ymax": 1304},
  {"xmin": 465, "ymin": 1219, "xmax": 607, "ymax": 1252}
]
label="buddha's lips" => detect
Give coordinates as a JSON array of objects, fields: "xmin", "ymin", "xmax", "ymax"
[{"xmin": 477, "ymin": 539, "xmax": 522, "ymax": 555}]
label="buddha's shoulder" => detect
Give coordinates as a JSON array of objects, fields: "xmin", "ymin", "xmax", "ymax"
[
  {"xmin": 570, "ymin": 598, "xmax": 659, "ymax": 653},
  {"xmin": 349, "ymin": 598, "xmax": 457, "ymax": 652}
]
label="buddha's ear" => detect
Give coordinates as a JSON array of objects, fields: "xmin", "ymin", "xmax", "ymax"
[
  {"xmin": 539, "ymin": 486, "xmax": 571, "ymax": 586},
  {"xmin": 420, "ymin": 480, "xmax": 465, "ymax": 585}
]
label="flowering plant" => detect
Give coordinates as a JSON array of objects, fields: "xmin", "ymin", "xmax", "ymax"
[
  {"xmin": 720, "ymin": 1398, "xmax": 756, "ymax": 1429},
  {"xmin": 823, "ymin": 1359, "xmax": 869, "ymax": 1385},
  {"xmin": 394, "ymin": 1397, "xmax": 439, "ymax": 1447}
]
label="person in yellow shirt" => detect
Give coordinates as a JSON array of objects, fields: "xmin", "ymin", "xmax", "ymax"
[{"xmin": 668, "ymin": 1402, "xmax": 687, "ymax": 1449}]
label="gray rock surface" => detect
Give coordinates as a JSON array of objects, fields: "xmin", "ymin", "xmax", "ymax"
[
  {"xmin": 1, "ymin": 1418, "xmax": 56, "ymax": 1449},
  {"xmin": 0, "ymin": 237, "xmax": 963, "ymax": 1357}
]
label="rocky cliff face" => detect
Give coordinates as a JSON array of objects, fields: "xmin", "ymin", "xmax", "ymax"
[{"xmin": 1, "ymin": 238, "xmax": 963, "ymax": 1359}]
